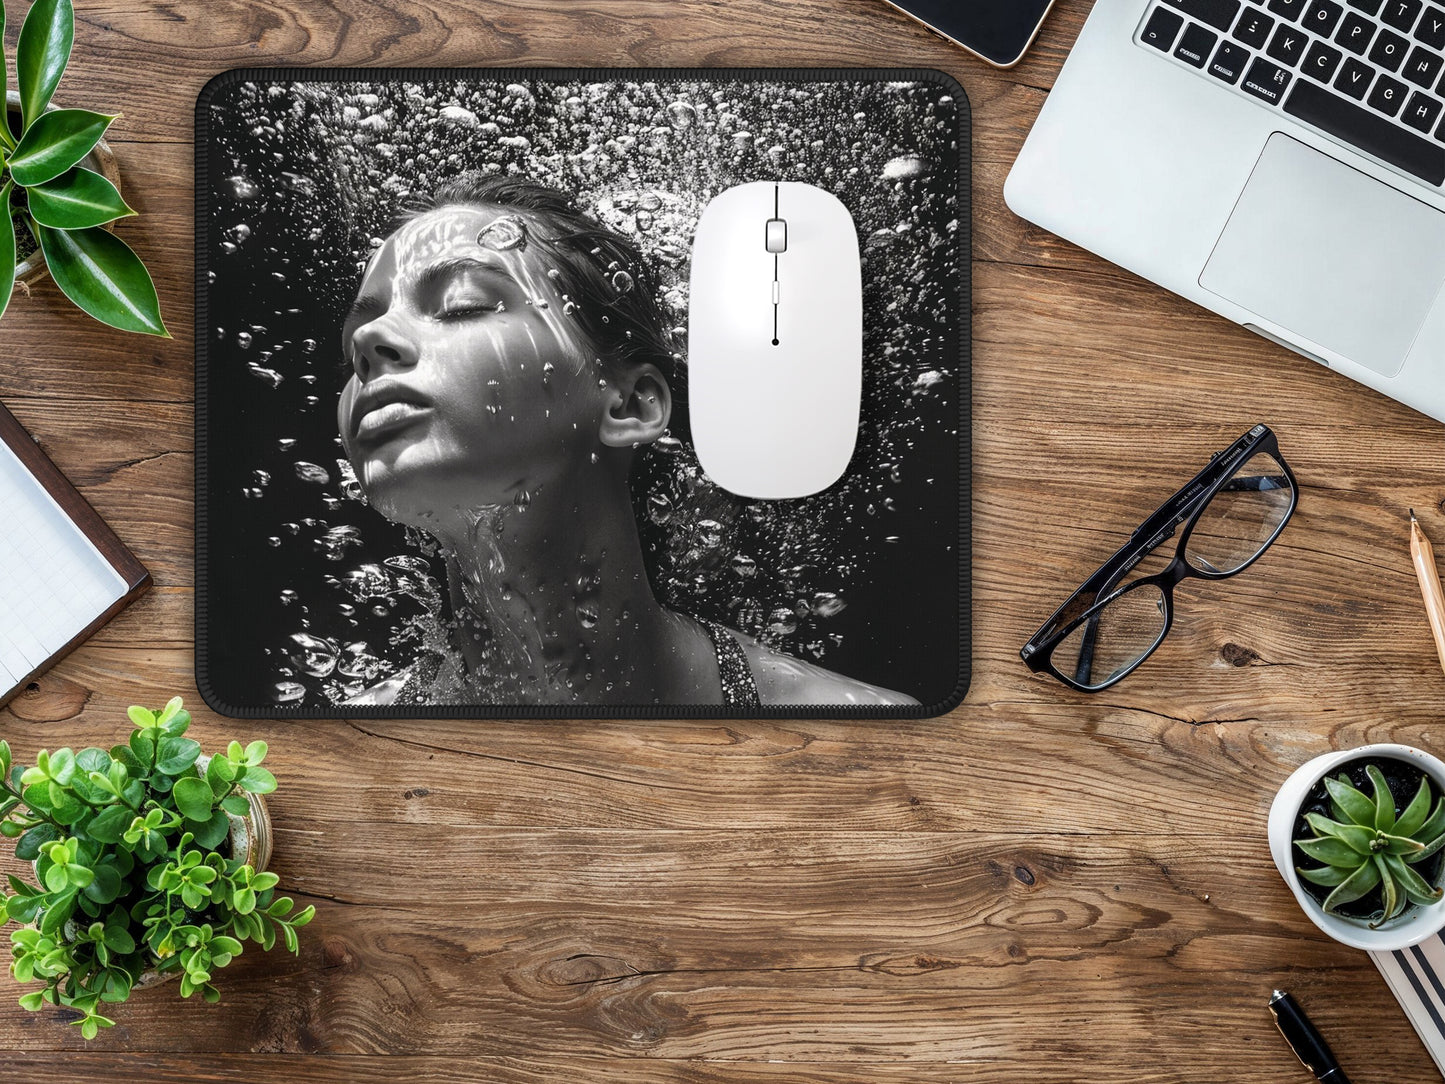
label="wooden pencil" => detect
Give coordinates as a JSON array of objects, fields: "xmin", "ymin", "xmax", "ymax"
[{"xmin": 1410, "ymin": 510, "xmax": 1445, "ymax": 680}]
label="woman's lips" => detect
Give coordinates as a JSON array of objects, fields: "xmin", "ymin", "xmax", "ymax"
[{"xmin": 355, "ymin": 400, "xmax": 431, "ymax": 442}]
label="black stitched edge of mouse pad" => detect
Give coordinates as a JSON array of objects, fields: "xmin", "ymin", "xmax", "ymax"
[{"xmin": 195, "ymin": 68, "xmax": 970, "ymax": 720}]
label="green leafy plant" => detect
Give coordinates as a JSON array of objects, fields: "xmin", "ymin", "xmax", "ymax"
[
  {"xmin": 0, "ymin": 697, "xmax": 312, "ymax": 1039},
  {"xmin": 1295, "ymin": 765, "xmax": 1445, "ymax": 927},
  {"xmin": 0, "ymin": 0, "xmax": 166, "ymax": 335}
]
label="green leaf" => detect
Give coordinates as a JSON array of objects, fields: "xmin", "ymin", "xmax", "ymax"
[
  {"xmin": 1304, "ymin": 813, "xmax": 1377, "ymax": 855},
  {"xmin": 1298, "ymin": 864, "xmax": 1352, "ymax": 887},
  {"xmin": 220, "ymin": 794, "xmax": 249, "ymax": 817},
  {"xmin": 1379, "ymin": 855, "xmax": 1404, "ymax": 922},
  {"xmin": 157, "ymin": 696, "xmax": 183, "ymax": 726},
  {"xmin": 15, "ymin": 0, "xmax": 72, "ymax": 133},
  {"xmin": 26, "ymin": 167, "xmax": 133, "ymax": 229},
  {"xmin": 190, "ymin": 809, "xmax": 229, "ymax": 850},
  {"xmin": 8, "ymin": 109, "xmax": 112, "ymax": 187},
  {"xmin": 1384, "ymin": 853, "xmax": 1444, "ymax": 908},
  {"xmin": 252, "ymin": 871, "xmax": 279, "ymax": 892},
  {"xmin": 243, "ymin": 740, "xmax": 268, "ymax": 765},
  {"xmin": 207, "ymin": 756, "xmax": 236, "ymax": 793},
  {"xmin": 0, "ymin": 182, "xmax": 15, "ymax": 321},
  {"xmin": 171, "ymin": 776, "xmax": 215, "ymax": 822},
  {"xmin": 17, "ymin": 991, "xmax": 44, "ymax": 1012},
  {"xmin": 1369, "ymin": 765, "xmax": 1397, "ymax": 832},
  {"xmin": 233, "ymin": 886, "xmax": 255, "ymax": 915},
  {"xmin": 47, "ymin": 748, "xmax": 75, "ymax": 785},
  {"xmin": 291, "ymin": 905, "xmax": 315, "ymax": 928},
  {"xmin": 1322, "ymin": 858, "xmax": 1383, "ymax": 911},
  {"xmin": 15, "ymin": 823, "xmax": 59, "ymax": 862},
  {"xmin": 43, "ymin": 862, "xmax": 68, "ymax": 893},
  {"xmin": 239, "ymin": 767, "xmax": 276, "ymax": 795},
  {"xmin": 1417, "ymin": 798, "xmax": 1445, "ymax": 846},
  {"xmin": 281, "ymin": 923, "xmax": 298, "ymax": 954},
  {"xmin": 127, "ymin": 705, "xmax": 156, "ymax": 729},
  {"xmin": 1397, "ymin": 776, "xmax": 1435, "ymax": 838},
  {"xmin": 81, "ymin": 863, "xmax": 120, "ymax": 904},
  {"xmin": 1296, "ymin": 835, "xmax": 1366, "ymax": 867},
  {"xmin": 155, "ymin": 736, "xmax": 200, "ymax": 776},
  {"xmin": 1381, "ymin": 832, "xmax": 1427, "ymax": 855},
  {"xmin": 1408, "ymin": 832, "xmax": 1445, "ymax": 865},
  {"xmin": 34, "ymin": 222, "xmax": 168, "ymax": 337},
  {"xmin": 1325, "ymin": 774, "xmax": 1377, "ymax": 827},
  {"xmin": 75, "ymin": 748, "xmax": 109, "ymax": 774}
]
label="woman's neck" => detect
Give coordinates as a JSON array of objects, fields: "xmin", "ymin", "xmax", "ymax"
[{"xmin": 426, "ymin": 460, "xmax": 716, "ymax": 704}]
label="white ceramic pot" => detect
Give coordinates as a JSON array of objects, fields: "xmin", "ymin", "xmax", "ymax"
[{"xmin": 1269, "ymin": 743, "xmax": 1445, "ymax": 952}]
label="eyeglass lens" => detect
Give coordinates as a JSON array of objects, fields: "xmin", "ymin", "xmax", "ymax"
[
  {"xmin": 1049, "ymin": 450, "xmax": 1292, "ymax": 689},
  {"xmin": 1185, "ymin": 452, "xmax": 1293, "ymax": 575}
]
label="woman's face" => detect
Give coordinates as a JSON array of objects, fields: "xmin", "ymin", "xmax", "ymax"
[{"xmin": 338, "ymin": 205, "xmax": 611, "ymax": 530}]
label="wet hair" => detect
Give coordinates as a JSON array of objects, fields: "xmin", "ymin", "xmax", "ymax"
[{"xmin": 403, "ymin": 173, "xmax": 678, "ymax": 388}]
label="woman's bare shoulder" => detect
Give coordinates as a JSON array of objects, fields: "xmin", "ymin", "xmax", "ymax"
[{"xmin": 734, "ymin": 634, "xmax": 920, "ymax": 707}]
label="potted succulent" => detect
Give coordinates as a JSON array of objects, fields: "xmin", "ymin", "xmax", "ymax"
[
  {"xmin": 0, "ymin": 0, "xmax": 166, "ymax": 335},
  {"xmin": 1269, "ymin": 743, "xmax": 1445, "ymax": 951},
  {"xmin": 0, "ymin": 698, "xmax": 313, "ymax": 1039}
]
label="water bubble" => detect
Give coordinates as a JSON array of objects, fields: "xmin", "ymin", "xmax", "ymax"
[
  {"xmin": 251, "ymin": 470, "xmax": 271, "ymax": 486},
  {"xmin": 301, "ymin": 339, "xmax": 317, "ymax": 354},
  {"xmin": 648, "ymin": 493, "xmax": 673, "ymax": 525},
  {"xmin": 272, "ymin": 681, "xmax": 306, "ymax": 704},
  {"xmin": 236, "ymin": 331, "xmax": 253, "ymax": 349},
  {"xmin": 731, "ymin": 554, "xmax": 757, "ymax": 578},
  {"xmin": 440, "ymin": 104, "xmax": 480, "ymax": 127},
  {"xmin": 267, "ymin": 536, "xmax": 281, "ymax": 548},
  {"xmin": 768, "ymin": 608, "xmax": 798, "ymax": 635},
  {"xmin": 287, "ymin": 632, "xmax": 339, "ymax": 677},
  {"xmin": 295, "ymin": 461, "xmax": 330, "ymax": 485},
  {"xmin": 225, "ymin": 175, "xmax": 259, "ymax": 199},
  {"xmin": 576, "ymin": 604, "xmax": 599, "ymax": 629},
  {"xmin": 611, "ymin": 270, "xmax": 634, "ymax": 294},
  {"xmin": 278, "ymin": 438, "xmax": 298, "ymax": 451},
  {"xmin": 318, "ymin": 524, "xmax": 363, "ymax": 560},
  {"xmin": 882, "ymin": 154, "xmax": 931, "ymax": 180},
  {"xmin": 512, "ymin": 489, "xmax": 532, "ymax": 509},
  {"xmin": 696, "ymin": 519, "xmax": 723, "ymax": 548},
  {"xmin": 813, "ymin": 592, "xmax": 847, "ymax": 618},
  {"xmin": 667, "ymin": 101, "xmax": 697, "ymax": 129},
  {"xmin": 247, "ymin": 362, "xmax": 283, "ymax": 388},
  {"xmin": 336, "ymin": 459, "xmax": 365, "ymax": 502}
]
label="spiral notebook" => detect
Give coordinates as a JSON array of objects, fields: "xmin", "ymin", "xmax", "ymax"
[{"xmin": 0, "ymin": 400, "xmax": 150, "ymax": 706}]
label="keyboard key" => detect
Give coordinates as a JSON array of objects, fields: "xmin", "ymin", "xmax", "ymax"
[
  {"xmin": 1269, "ymin": 0, "xmax": 1309, "ymax": 17},
  {"xmin": 1383, "ymin": 0, "xmax": 1425, "ymax": 28},
  {"xmin": 1415, "ymin": 2, "xmax": 1445, "ymax": 43},
  {"xmin": 1268, "ymin": 22, "xmax": 1310, "ymax": 61},
  {"xmin": 1142, "ymin": 6, "xmax": 1186, "ymax": 49},
  {"xmin": 1164, "ymin": 0, "xmax": 1244, "ymax": 31},
  {"xmin": 1243, "ymin": 55, "xmax": 1295, "ymax": 99},
  {"xmin": 1336, "ymin": 55, "xmax": 1378, "ymax": 95},
  {"xmin": 1369, "ymin": 71, "xmax": 1411, "ymax": 110},
  {"xmin": 1404, "ymin": 44, "xmax": 1445, "ymax": 84},
  {"xmin": 1235, "ymin": 6, "xmax": 1277, "ymax": 44},
  {"xmin": 1177, "ymin": 21, "xmax": 1220, "ymax": 64},
  {"xmin": 1347, "ymin": 0, "xmax": 1384, "ymax": 12},
  {"xmin": 1336, "ymin": 10, "xmax": 1378, "ymax": 50},
  {"xmin": 1369, "ymin": 27, "xmax": 1412, "ymax": 67},
  {"xmin": 1402, "ymin": 89, "xmax": 1445, "ymax": 128},
  {"xmin": 1304, "ymin": 38, "xmax": 1346, "ymax": 78},
  {"xmin": 1285, "ymin": 77, "xmax": 1445, "ymax": 181},
  {"xmin": 1211, "ymin": 39, "xmax": 1253, "ymax": 79},
  {"xmin": 1305, "ymin": 0, "xmax": 1346, "ymax": 32}
]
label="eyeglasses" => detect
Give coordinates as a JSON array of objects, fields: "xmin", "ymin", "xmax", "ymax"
[{"xmin": 1021, "ymin": 424, "xmax": 1297, "ymax": 692}]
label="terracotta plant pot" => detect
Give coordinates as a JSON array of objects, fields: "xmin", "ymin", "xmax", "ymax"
[{"xmin": 6, "ymin": 89, "xmax": 123, "ymax": 289}]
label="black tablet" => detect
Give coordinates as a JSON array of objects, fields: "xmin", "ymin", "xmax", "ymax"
[{"xmin": 883, "ymin": 0, "xmax": 1055, "ymax": 67}]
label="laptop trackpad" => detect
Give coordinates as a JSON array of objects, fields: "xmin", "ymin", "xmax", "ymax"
[{"xmin": 1200, "ymin": 133, "xmax": 1445, "ymax": 378}]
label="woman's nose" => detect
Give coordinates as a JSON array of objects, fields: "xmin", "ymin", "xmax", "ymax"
[{"xmin": 350, "ymin": 316, "xmax": 419, "ymax": 380}]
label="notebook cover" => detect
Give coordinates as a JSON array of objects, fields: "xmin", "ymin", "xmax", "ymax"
[
  {"xmin": 0, "ymin": 399, "xmax": 151, "ymax": 707},
  {"xmin": 195, "ymin": 68, "xmax": 970, "ymax": 719}
]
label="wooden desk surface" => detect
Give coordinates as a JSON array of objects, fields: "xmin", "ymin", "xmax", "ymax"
[{"xmin": 2, "ymin": 1, "xmax": 1444, "ymax": 1079}]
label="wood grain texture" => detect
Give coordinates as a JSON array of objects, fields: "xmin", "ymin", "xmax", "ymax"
[{"xmin": 3, "ymin": 0, "xmax": 1445, "ymax": 1080}]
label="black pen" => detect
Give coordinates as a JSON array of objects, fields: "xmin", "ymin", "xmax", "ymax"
[{"xmin": 1270, "ymin": 989, "xmax": 1353, "ymax": 1084}]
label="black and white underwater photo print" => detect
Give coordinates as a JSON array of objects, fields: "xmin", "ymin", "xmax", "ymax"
[{"xmin": 199, "ymin": 72, "xmax": 966, "ymax": 716}]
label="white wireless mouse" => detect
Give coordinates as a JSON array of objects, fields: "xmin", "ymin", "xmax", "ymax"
[{"xmin": 687, "ymin": 181, "xmax": 862, "ymax": 500}]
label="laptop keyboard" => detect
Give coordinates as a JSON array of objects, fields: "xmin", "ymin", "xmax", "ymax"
[{"xmin": 1136, "ymin": 0, "xmax": 1445, "ymax": 187}]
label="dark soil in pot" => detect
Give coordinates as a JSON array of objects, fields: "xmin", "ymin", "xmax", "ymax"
[{"xmin": 1291, "ymin": 755, "xmax": 1445, "ymax": 922}]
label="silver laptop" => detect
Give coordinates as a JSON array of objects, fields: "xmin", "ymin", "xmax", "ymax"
[{"xmin": 1006, "ymin": 0, "xmax": 1445, "ymax": 423}]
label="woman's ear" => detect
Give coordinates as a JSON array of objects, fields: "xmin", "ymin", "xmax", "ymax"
[{"xmin": 599, "ymin": 362, "xmax": 672, "ymax": 448}]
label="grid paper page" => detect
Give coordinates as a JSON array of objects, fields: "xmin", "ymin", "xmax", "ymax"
[{"xmin": 0, "ymin": 438, "xmax": 126, "ymax": 693}]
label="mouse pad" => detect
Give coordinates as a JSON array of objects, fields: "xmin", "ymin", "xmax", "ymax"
[{"xmin": 196, "ymin": 68, "xmax": 970, "ymax": 719}]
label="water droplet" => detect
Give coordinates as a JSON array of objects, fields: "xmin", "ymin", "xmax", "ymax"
[
  {"xmin": 287, "ymin": 632, "xmax": 340, "ymax": 677},
  {"xmin": 295, "ymin": 461, "xmax": 330, "ymax": 485},
  {"xmin": 882, "ymin": 154, "xmax": 931, "ymax": 180},
  {"xmin": 476, "ymin": 215, "xmax": 529, "ymax": 251},
  {"xmin": 576, "ymin": 604, "xmax": 599, "ymax": 629},
  {"xmin": 272, "ymin": 681, "xmax": 306, "ymax": 704},
  {"xmin": 667, "ymin": 100, "xmax": 697, "ymax": 129}
]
